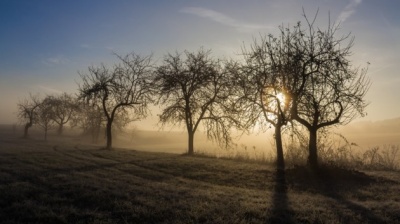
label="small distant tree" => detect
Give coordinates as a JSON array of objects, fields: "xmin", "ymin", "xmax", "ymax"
[
  {"xmin": 36, "ymin": 97, "xmax": 56, "ymax": 141},
  {"xmin": 17, "ymin": 94, "xmax": 42, "ymax": 138},
  {"xmin": 47, "ymin": 93, "xmax": 78, "ymax": 135},
  {"xmin": 72, "ymin": 99, "xmax": 135, "ymax": 144},
  {"xmin": 78, "ymin": 52, "xmax": 154, "ymax": 149},
  {"xmin": 71, "ymin": 102, "xmax": 105, "ymax": 143},
  {"xmin": 154, "ymin": 49, "xmax": 235, "ymax": 155}
]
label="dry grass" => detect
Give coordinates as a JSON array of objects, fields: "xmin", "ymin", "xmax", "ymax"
[{"xmin": 0, "ymin": 128, "xmax": 399, "ymax": 223}]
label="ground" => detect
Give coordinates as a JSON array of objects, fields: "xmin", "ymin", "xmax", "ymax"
[{"xmin": 0, "ymin": 127, "xmax": 399, "ymax": 223}]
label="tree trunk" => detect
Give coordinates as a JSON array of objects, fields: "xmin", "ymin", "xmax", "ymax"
[
  {"xmin": 275, "ymin": 123, "xmax": 285, "ymax": 170},
  {"xmin": 23, "ymin": 122, "xmax": 31, "ymax": 138},
  {"xmin": 106, "ymin": 120, "xmax": 113, "ymax": 150},
  {"xmin": 308, "ymin": 128, "xmax": 318, "ymax": 169},
  {"xmin": 44, "ymin": 128, "xmax": 48, "ymax": 141},
  {"xmin": 188, "ymin": 131, "xmax": 194, "ymax": 155},
  {"xmin": 57, "ymin": 123, "xmax": 63, "ymax": 135}
]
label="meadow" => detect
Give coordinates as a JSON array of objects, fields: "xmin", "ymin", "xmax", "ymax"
[{"xmin": 0, "ymin": 126, "xmax": 399, "ymax": 223}]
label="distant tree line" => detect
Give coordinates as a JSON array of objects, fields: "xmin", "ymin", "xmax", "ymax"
[{"xmin": 17, "ymin": 12, "xmax": 370, "ymax": 170}]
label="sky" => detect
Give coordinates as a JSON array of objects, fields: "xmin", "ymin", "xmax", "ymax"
[{"xmin": 1, "ymin": 0, "xmax": 399, "ymax": 130}]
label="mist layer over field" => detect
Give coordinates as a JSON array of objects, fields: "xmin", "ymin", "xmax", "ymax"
[
  {"xmin": 117, "ymin": 118, "xmax": 400, "ymax": 155},
  {"xmin": 3, "ymin": 117, "xmax": 400, "ymax": 168}
]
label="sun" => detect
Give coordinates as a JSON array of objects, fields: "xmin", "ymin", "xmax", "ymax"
[
  {"xmin": 275, "ymin": 92, "xmax": 286, "ymax": 107},
  {"xmin": 261, "ymin": 88, "xmax": 290, "ymax": 120}
]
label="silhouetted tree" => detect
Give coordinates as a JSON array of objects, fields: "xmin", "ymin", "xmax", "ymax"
[
  {"xmin": 36, "ymin": 96, "xmax": 56, "ymax": 141},
  {"xmin": 78, "ymin": 52, "xmax": 154, "ymax": 149},
  {"xmin": 154, "ymin": 49, "xmax": 236, "ymax": 155},
  {"xmin": 17, "ymin": 94, "xmax": 42, "ymax": 138},
  {"xmin": 231, "ymin": 32, "xmax": 297, "ymax": 170},
  {"xmin": 233, "ymin": 11, "xmax": 370, "ymax": 170},
  {"xmin": 289, "ymin": 14, "xmax": 370, "ymax": 168},
  {"xmin": 73, "ymin": 98, "xmax": 135, "ymax": 144},
  {"xmin": 70, "ymin": 102, "xmax": 105, "ymax": 143},
  {"xmin": 47, "ymin": 93, "xmax": 78, "ymax": 135}
]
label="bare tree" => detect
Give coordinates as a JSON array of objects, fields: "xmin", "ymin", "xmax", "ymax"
[
  {"xmin": 232, "ymin": 20, "xmax": 310, "ymax": 170},
  {"xmin": 290, "ymin": 14, "xmax": 371, "ymax": 168},
  {"xmin": 154, "ymin": 49, "xmax": 235, "ymax": 155},
  {"xmin": 36, "ymin": 96, "xmax": 56, "ymax": 141},
  {"xmin": 232, "ymin": 37, "xmax": 294, "ymax": 170},
  {"xmin": 234, "ymin": 11, "xmax": 370, "ymax": 170},
  {"xmin": 17, "ymin": 94, "xmax": 42, "ymax": 138},
  {"xmin": 47, "ymin": 93, "xmax": 78, "ymax": 135},
  {"xmin": 71, "ymin": 102, "xmax": 105, "ymax": 143},
  {"xmin": 72, "ymin": 98, "xmax": 135, "ymax": 144},
  {"xmin": 78, "ymin": 52, "xmax": 154, "ymax": 149}
]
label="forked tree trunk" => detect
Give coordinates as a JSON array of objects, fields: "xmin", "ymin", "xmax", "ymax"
[
  {"xmin": 308, "ymin": 128, "xmax": 318, "ymax": 169},
  {"xmin": 275, "ymin": 123, "xmax": 285, "ymax": 170},
  {"xmin": 188, "ymin": 131, "xmax": 194, "ymax": 155}
]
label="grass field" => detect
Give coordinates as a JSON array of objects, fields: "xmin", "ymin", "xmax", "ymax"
[{"xmin": 0, "ymin": 128, "xmax": 399, "ymax": 223}]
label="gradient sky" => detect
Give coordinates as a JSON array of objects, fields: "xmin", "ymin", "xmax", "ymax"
[{"xmin": 1, "ymin": 0, "xmax": 399, "ymax": 129}]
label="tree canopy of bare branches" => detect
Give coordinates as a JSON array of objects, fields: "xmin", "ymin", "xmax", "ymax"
[
  {"xmin": 289, "ymin": 13, "xmax": 371, "ymax": 168},
  {"xmin": 78, "ymin": 52, "xmax": 154, "ymax": 149},
  {"xmin": 46, "ymin": 93, "xmax": 78, "ymax": 135},
  {"xmin": 70, "ymin": 103, "xmax": 104, "ymax": 143},
  {"xmin": 236, "ymin": 10, "xmax": 370, "ymax": 167},
  {"xmin": 233, "ymin": 11, "xmax": 370, "ymax": 169},
  {"xmin": 154, "ymin": 49, "xmax": 236, "ymax": 155},
  {"xmin": 232, "ymin": 25, "xmax": 305, "ymax": 170}
]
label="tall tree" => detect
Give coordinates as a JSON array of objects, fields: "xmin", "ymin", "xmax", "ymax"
[
  {"xmin": 17, "ymin": 94, "xmax": 42, "ymax": 138},
  {"xmin": 232, "ymin": 20, "xmax": 310, "ymax": 170},
  {"xmin": 78, "ymin": 53, "xmax": 154, "ymax": 149},
  {"xmin": 234, "ymin": 11, "xmax": 370, "ymax": 169},
  {"xmin": 262, "ymin": 12, "xmax": 370, "ymax": 169},
  {"xmin": 290, "ymin": 14, "xmax": 371, "ymax": 168},
  {"xmin": 232, "ymin": 35, "xmax": 295, "ymax": 170},
  {"xmin": 154, "ymin": 49, "xmax": 235, "ymax": 155}
]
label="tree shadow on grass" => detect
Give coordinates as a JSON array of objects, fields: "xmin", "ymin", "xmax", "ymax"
[
  {"xmin": 285, "ymin": 165, "xmax": 390, "ymax": 223},
  {"xmin": 267, "ymin": 169, "xmax": 296, "ymax": 223}
]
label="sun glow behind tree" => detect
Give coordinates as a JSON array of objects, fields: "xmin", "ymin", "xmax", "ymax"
[{"xmin": 260, "ymin": 87, "xmax": 291, "ymax": 123}]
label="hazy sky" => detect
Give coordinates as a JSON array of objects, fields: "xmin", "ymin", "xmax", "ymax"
[{"xmin": 1, "ymin": 0, "xmax": 399, "ymax": 129}]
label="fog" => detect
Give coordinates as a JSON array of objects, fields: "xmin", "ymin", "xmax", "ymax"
[
  {"xmin": 4, "ymin": 117, "xmax": 398, "ymax": 159},
  {"xmin": 334, "ymin": 117, "xmax": 400, "ymax": 149}
]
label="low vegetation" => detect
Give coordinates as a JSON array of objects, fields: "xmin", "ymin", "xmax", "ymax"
[
  {"xmin": 196, "ymin": 132, "xmax": 400, "ymax": 172},
  {"xmin": 0, "ymin": 127, "xmax": 399, "ymax": 223}
]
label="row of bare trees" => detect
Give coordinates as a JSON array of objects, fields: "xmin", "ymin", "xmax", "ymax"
[
  {"xmin": 17, "ymin": 14, "xmax": 370, "ymax": 170},
  {"xmin": 17, "ymin": 92, "xmax": 130, "ymax": 142},
  {"xmin": 17, "ymin": 93, "xmax": 77, "ymax": 140}
]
